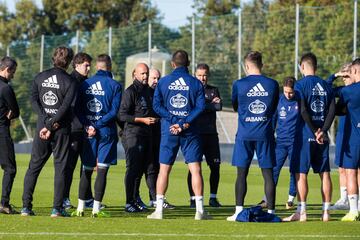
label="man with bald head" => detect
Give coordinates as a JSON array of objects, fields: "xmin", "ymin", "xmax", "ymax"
[{"xmin": 119, "ymin": 63, "xmax": 159, "ymax": 212}]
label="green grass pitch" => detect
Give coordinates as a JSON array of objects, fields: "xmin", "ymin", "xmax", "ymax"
[{"xmin": 0, "ymin": 154, "xmax": 359, "ymax": 239}]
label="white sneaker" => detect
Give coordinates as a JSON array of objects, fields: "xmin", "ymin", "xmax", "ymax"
[
  {"xmin": 147, "ymin": 211, "xmax": 163, "ymax": 220},
  {"xmin": 358, "ymin": 201, "xmax": 360, "ymax": 212},
  {"xmin": 194, "ymin": 211, "xmax": 212, "ymax": 220},
  {"xmin": 226, "ymin": 213, "xmax": 238, "ymax": 222},
  {"xmin": 329, "ymin": 199, "xmax": 349, "ymax": 210}
]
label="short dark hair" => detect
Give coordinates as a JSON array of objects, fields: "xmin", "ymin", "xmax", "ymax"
[
  {"xmin": 72, "ymin": 52, "xmax": 92, "ymax": 68},
  {"xmin": 172, "ymin": 50, "xmax": 189, "ymax": 67},
  {"xmin": 300, "ymin": 52, "xmax": 317, "ymax": 71},
  {"xmin": 52, "ymin": 46, "xmax": 74, "ymax": 69},
  {"xmin": 283, "ymin": 76, "xmax": 296, "ymax": 88},
  {"xmin": 244, "ymin": 51, "xmax": 263, "ymax": 69},
  {"xmin": 0, "ymin": 56, "xmax": 17, "ymax": 71},
  {"xmin": 97, "ymin": 54, "xmax": 112, "ymax": 69},
  {"xmin": 352, "ymin": 57, "xmax": 360, "ymax": 66},
  {"xmin": 196, "ymin": 63, "xmax": 210, "ymax": 72}
]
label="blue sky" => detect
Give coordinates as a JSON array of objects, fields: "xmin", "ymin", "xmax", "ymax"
[{"xmin": 2, "ymin": 0, "xmax": 195, "ymax": 29}]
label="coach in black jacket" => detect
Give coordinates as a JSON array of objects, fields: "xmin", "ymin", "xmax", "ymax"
[
  {"xmin": 21, "ymin": 46, "xmax": 76, "ymax": 217},
  {"xmin": 119, "ymin": 63, "xmax": 158, "ymax": 212},
  {"xmin": 0, "ymin": 57, "xmax": 19, "ymax": 214}
]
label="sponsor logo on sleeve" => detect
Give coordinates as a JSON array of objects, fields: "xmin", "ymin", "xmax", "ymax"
[
  {"xmin": 168, "ymin": 77, "xmax": 189, "ymax": 91},
  {"xmin": 247, "ymin": 83, "xmax": 268, "ymax": 97},
  {"xmin": 86, "ymin": 81, "xmax": 105, "ymax": 95},
  {"xmin": 170, "ymin": 93, "xmax": 188, "ymax": 108},
  {"xmin": 248, "ymin": 99, "xmax": 267, "ymax": 114},
  {"xmin": 87, "ymin": 98, "xmax": 103, "ymax": 112},
  {"xmin": 42, "ymin": 91, "xmax": 58, "ymax": 106},
  {"xmin": 312, "ymin": 83, "xmax": 327, "ymax": 96},
  {"xmin": 42, "ymin": 75, "xmax": 60, "ymax": 89}
]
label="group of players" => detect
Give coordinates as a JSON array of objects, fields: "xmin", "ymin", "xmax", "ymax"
[{"xmin": 0, "ymin": 46, "xmax": 359, "ymax": 222}]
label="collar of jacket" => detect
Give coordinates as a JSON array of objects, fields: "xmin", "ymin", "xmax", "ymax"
[
  {"xmin": 71, "ymin": 70, "xmax": 87, "ymax": 83},
  {"xmin": 133, "ymin": 79, "xmax": 147, "ymax": 90},
  {"xmin": 96, "ymin": 70, "xmax": 113, "ymax": 78},
  {"xmin": 0, "ymin": 76, "xmax": 8, "ymax": 84},
  {"xmin": 172, "ymin": 66, "xmax": 189, "ymax": 74}
]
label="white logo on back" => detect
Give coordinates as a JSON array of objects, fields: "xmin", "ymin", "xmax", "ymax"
[
  {"xmin": 87, "ymin": 98, "xmax": 103, "ymax": 112},
  {"xmin": 42, "ymin": 91, "xmax": 58, "ymax": 106},
  {"xmin": 86, "ymin": 81, "xmax": 105, "ymax": 95},
  {"xmin": 247, "ymin": 83, "xmax": 268, "ymax": 97},
  {"xmin": 310, "ymin": 99, "xmax": 324, "ymax": 113},
  {"xmin": 168, "ymin": 77, "xmax": 189, "ymax": 91},
  {"xmin": 42, "ymin": 75, "xmax": 59, "ymax": 89},
  {"xmin": 312, "ymin": 83, "xmax": 327, "ymax": 96},
  {"xmin": 248, "ymin": 99, "xmax": 267, "ymax": 114},
  {"xmin": 170, "ymin": 93, "xmax": 188, "ymax": 108}
]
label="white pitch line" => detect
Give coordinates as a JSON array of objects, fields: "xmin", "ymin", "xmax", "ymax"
[{"xmin": 0, "ymin": 232, "xmax": 359, "ymax": 238}]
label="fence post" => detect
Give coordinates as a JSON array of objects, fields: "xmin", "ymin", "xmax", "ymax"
[
  {"xmin": 108, "ymin": 27, "xmax": 112, "ymax": 58},
  {"xmin": 40, "ymin": 34, "xmax": 44, "ymax": 72},
  {"xmin": 294, "ymin": 4, "xmax": 299, "ymax": 79},
  {"xmin": 238, "ymin": 8, "xmax": 242, "ymax": 79},
  {"xmin": 75, "ymin": 30, "xmax": 80, "ymax": 54},
  {"xmin": 354, "ymin": 0, "xmax": 358, "ymax": 60},
  {"xmin": 192, "ymin": 14, "xmax": 196, "ymax": 75},
  {"xmin": 148, "ymin": 22, "xmax": 152, "ymax": 67},
  {"xmin": 6, "ymin": 46, "xmax": 9, "ymax": 56}
]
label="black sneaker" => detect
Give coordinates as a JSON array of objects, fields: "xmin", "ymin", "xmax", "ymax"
[
  {"xmin": 125, "ymin": 204, "xmax": 142, "ymax": 213},
  {"xmin": 0, "ymin": 204, "xmax": 19, "ymax": 214},
  {"xmin": 257, "ymin": 200, "xmax": 268, "ymax": 208},
  {"xmin": 190, "ymin": 199, "xmax": 196, "ymax": 208},
  {"xmin": 136, "ymin": 198, "xmax": 148, "ymax": 210},
  {"xmin": 209, "ymin": 198, "xmax": 222, "ymax": 207},
  {"xmin": 163, "ymin": 200, "xmax": 175, "ymax": 209}
]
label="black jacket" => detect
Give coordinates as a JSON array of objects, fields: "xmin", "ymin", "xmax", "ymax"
[
  {"xmin": 118, "ymin": 80, "xmax": 154, "ymax": 137},
  {"xmin": 196, "ymin": 84, "xmax": 222, "ymax": 134},
  {"xmin": 31, "ymin": 67, "xmax": 76, "ymax": 131},
  {"xmin": 0, "ymin": 76, "xmax": 19, "ymax": 129},
  {"xmin": 70, "ymin": 70, "xmax": 87, "ymax": 133}
]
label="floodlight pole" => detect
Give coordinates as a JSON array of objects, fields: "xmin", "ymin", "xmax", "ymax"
[
  {"xmin": 238, "ymin": 9, "xmax": 242, "ymax": 79},
  {"xmin": 108, "ymin": 27, "xmax": 112, "ymax": 58},
  {"xmin": 40, "ymin": 34, "xmax": 44, "ymax": 72},
  {"xmin": 294, "ymin": 4, "xmax": 299, "ymax": 80},
  {"xmin": 75, "ymin": 30, "xmax": 80, "ymax": 54},
  {"xmin": 148, "ymin": 22, "xmax": 152, "ymax": 67},
  {"xmin": 354, "ymin": 0, "xmax": 358, "ymax": 60},
  {"xmin": 192, "ymin": 14, "xmax": 195, "ymax": 75}
]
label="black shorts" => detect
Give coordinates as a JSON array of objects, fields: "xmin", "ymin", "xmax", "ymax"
[{"xmin": 200, "ymin": 134, "xmax": 221, "ymax": 165}]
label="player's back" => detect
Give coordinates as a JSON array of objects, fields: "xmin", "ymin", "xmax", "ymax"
[{"xmin": 232, "ymin": 75, "xmax": 279, "ymax": 141}]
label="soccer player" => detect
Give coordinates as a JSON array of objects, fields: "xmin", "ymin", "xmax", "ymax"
[
  {"xmin": 63, "ymin": 52, "xmax": 93, "ymax": 210},
  {"xmin": 227, "ymin": 51, "xmax": 279, "ymax": 221},
  {"xmin": 0, "ymin": 57, "xmax": 19, "ymax": 214},
  {"xmin": 326, "ymin": 64, "xmax": 352, "ymax": 210},
  {"xmin": 72, "ymin": 54, "xmax": 122, "ymax": 217},
  {"xmin": 119, "ymin": 63, "xmax": 159, "ymax": 212},
  {"xmin": 21, "ymin": 46, "xmax": 76, "ymax": 217},
  {"xmin": 337, "ymin": 58, "xmax": 360, "ymax": 221},
  {"xmin": 188, "ymin": 63, "xmax": 222, "ymax": 208},
  {"xmin": 283, "ymin": 52, "xmax": 335, "ymax": 222},
  {"xmin": 147, "ymin": 50, "xmax": 210, "ymax": 220}
]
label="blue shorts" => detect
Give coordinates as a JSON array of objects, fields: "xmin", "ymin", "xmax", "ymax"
[
  {"xmin": 81, "ymin": 134, "xmax": 118, "ymax": 168},
  {"xmin": 334, "ymin": 132, "xmax": 344, "ymax": 167},
  {"xmin": 341, "ymin": 144, "xmax": 360, "ymax": 169},
  {"xmin": 290, "ymin": 139, "xmax": 330, "ymax": 174},
  {"xmin": 159, "ymin": 134, "xmax": 202, "ymax": 165},
  {"xmin": 232, "ymin": 140, "xmax": 275, "ymax": 168}
]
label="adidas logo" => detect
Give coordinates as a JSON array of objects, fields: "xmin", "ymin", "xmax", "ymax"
[
  {"xmin": 247, "ymin": 83, "xmax": 268, "ymax": 97},
  {"xmin": 168, "ymin": 77, "xmax": 189, "ymax": 91},
  {"xmin": 85, "ymin": 81, "xmax": 105, "ymax": 95},
  {"xmin": 42, "ymin": 75, "xmax": 59, "ymax": 89},
  {"xmin": 312, "ymin": 82, "xmax": 327, "ymax": 96}
]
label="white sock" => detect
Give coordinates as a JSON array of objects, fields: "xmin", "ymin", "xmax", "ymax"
[
  {"xmin": 210, "ymin": 193, "xmax": 217, "ymax": 199},
  {"xmin": 340, "ymin": 187, "xmax": 348, "ymax": 202},
  {"xmin": 190, "ymin": 196, "xmax": 195, "ymax": 200},
  {"xmin": 233, "ymin": 206, "xmax": 243, "ymax": 216},
  {"xmin": 348, "ymin": 194, "xmax": 359, "ymax": 214},
  {"xmin": 92, "ymin": 200, "xmax": 101, "ymax": 214},
  {"xmin": 322, "ymin": 202, "xmax": 330, "ymax": 211},
  {"xmin": 297, "ymin": 202, "xmax": 306, "ymax": 213},
  {"xmin": 155, "ymin": 195, "xmax": 164, "ymax": 213},
  {"xmin": 268, "ymin": 209, "xmax": 275, "ymax": 214},
  {"xmin": 288, "ymin": 195, "xmax": 295, "ymax": 202},
  {"xmin": 77, "ymin": 199, "xmax": 85, "ymax": 211},
  {"xmin": 195, "ymin": 196, "xmax": 204, "ymax": 214}
]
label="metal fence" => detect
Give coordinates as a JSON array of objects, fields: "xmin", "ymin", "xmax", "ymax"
[{"xmin": 6, "ymin": 1, "xmax": 360, "ymax": 142}]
